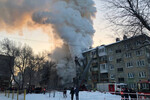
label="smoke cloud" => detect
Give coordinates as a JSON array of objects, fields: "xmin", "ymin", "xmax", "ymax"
[
  {"xmin": 0, "ymin": 0, "xmax": 50, "ymax": 32},
  {"xmin": 0, "ymin": 0, "xmax": 96, "ymax": 84}
]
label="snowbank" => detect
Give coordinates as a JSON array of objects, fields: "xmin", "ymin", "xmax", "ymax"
[{"xmin": 0, "ymin": 91, "xmax": 121, "ymax": 100}]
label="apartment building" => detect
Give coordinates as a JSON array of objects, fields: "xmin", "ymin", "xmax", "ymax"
[
  {"xmin": 0, "ymin": 55, "xmax": 14, "ymax": 89},
  {"xmin": 83, "ymin": 34, "xmax": 150, "ymax": 89}
]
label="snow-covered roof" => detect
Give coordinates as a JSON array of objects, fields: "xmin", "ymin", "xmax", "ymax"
[
  {"xmin": 105, "ymin": 34, "xmax": 149, "ymax": 47},
  {"xmin": 82, "ymin": 34, "xmax": 149, "ymax": 54},
  {"xmin": 82, "ymin": 48, "xmax": 96, "ymax": 53}
]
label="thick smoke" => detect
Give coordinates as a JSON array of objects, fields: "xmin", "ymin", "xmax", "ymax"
[
  {"xmin": 0, "ymin": 0, "xmax": 50, "ymax": 32},
  {"xmin": 32, "ymin": 0, "xmax": 96, "ymax": 84},
  {"xmin": 0, "ymin": 0, "xmax": 96, "ymax": 84}
]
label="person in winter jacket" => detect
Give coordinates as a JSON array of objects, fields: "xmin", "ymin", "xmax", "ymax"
[
  {"xmin": 129, "ymin": 88, "xmax": 137, "ymax": 100},
  {"xmin": 75, "ymin": 87, "xmax": 79, "ymax": 100},
  {"xmin": 124, "ymin": 88, "xmax": 129, "ymax": 100},
  {"xmin": 63, "ymin": 88, "xmax": 67, "ymax": 98},
  {"xmin": 70, "ymin": 87, "xmax": 74, "ymax": 100}
]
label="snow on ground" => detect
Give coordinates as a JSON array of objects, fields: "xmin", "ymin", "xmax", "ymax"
[{"xmin": 0, "ymin": 91, "xmax": 121, "ymax": 100}]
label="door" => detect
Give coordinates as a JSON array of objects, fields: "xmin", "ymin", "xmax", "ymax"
[{"xmin": 109, "ymin": 84, "xmax": 115, "ymax": 92}]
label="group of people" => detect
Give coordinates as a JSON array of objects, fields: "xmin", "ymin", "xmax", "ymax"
[
  {"xmin": 63, "ymin": 87, "xmax": 79, "ymax": 100},
  {"xmin": 121, "ymin": 88, "xmax": 137, "ymax": 100}
]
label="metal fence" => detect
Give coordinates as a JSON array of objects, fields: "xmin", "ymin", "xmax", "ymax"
[
  {"xmin": 1, "ymin": 89, "xmax": 26, "ymax": 100},
  {"xmin": 107, "ymin": 92, "xmax": 150, "ymax": 100}
]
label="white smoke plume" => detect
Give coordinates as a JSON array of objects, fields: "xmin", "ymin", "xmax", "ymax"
[
  {"xmin": 0, "ymin": 0, "xmax": 96, "ymax": 84},
  {"xmin": 0, "ymin": 0, "xmax": 51, "ymax": 32},
  {"xmin": 33, "ymin": 0, "xmax": 96, "ymax": 84}
]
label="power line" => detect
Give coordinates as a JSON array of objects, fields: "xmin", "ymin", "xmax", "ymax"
[
  {"xmin": 0, "ymin": 34, "xmax": 88, "ymax": 46},
  {"xmin": 0, "ymin": 34, "xmax": 51, "ymax": 44}
]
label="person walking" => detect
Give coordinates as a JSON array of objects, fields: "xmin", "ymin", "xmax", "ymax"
[
  {"xmin": 43, "ymin": 88, "xmax": 46, "ymax": 94},
  {"xmin": 75, "ymin": 87, "xmax": 79, "ymax": 100},
  {"xmin": 63, "ymin": 88, "xmax": 67, "ymax": 98},
  {"xmin": 124, "ymin": 88, "xmax": 129, "ymax": 100},
  {"xmin": 120, "ymin": 90, "xmax": 124, "ymax": 100},
  {"xmin": 129, "ymin": 88, "xmax": 137, "ymax": 100},
  {"xmin": 70, "ymin": 87, "xmax": 74, "ymax": 100}
]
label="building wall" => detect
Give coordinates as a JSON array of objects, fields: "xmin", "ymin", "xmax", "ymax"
[
  {"xmin": 83, "ymin": 34, "xmax": 150, "ymax": 90},
  {"xmin": 0, "ymin": 55, "xmax": 14, "ymax": 88},
  {"xmin": 106, "ymin": 35, "xmax": 150, "ymax": 89}
]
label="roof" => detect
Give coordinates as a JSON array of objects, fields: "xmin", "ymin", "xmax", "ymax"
[
  {"xmin": 82, "ymin": 34, "xmax": 150, "ymax": 53},
  {"xmin": 82, "ymin": 48, "xmax": 96, "ymax": 53},
  {"xmin": 105, "ymin": 34, "xmax": 149, "ymax": 47}
]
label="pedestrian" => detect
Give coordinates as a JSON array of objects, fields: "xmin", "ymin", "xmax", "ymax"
[
  {"xmin": 53, "ymin": 90, "xmax": 55, "ymax": 97},
  {"xmin": 124, "ymin": 88, "xmax": 129, "ymax": 100},
  {"xmin": 120, "ymin": 90, "xmax": 124, "ymax": 100},
  {"xmin": 75, "ymin": 87, "xmax": 79, "ymax": 100},
  {"xmin": 63, "ymin": 88, "xmax": 67, "ymax": 98},
  {"xmin": 70, "ymin": 87, "xmax": 74, "ymax": 100},
  {"xmin": 43, "ymin": 88, "xmax": 46, "ymax": 94},
  {"xmin": 129, "ymin": 88, "xmax": 137, "ymax": 100}
]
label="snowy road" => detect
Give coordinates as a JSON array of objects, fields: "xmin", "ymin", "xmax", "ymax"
[{"xmin": 0, "ymin": 91, "xmax": 122, "ymax": 100}]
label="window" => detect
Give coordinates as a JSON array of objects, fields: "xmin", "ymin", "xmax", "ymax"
[
  {"xmin": 118, "ymin": 78, "xmax": 124, "ymax": 83},
  {"xmin": 117, "ymin": 68, "xmax": 123, "ymax": 72},
  {"xmin": 125, "ymin": 53, "xmax": 132, "ymax": 58},
  {"xmin": 116, "ymin": 58, "xmax": 122, "ymax": 63},
  {"xmin": 135, "ymin": 41, "xmax": 141, "ymax": 46},
  {"xmin": 109, "ymin": 65, "xmax": 114, "ymax": 70},
  {"xmin": 136, "ymin": 50, "xmax": 142, "ymax": 56},
  {"xmin": 110, "ymin": 74, "xmax": 115, "ymax": 79},
  {"xmin": 128, "ymin": 73, "xmax": 134, "ymax": 78},
  {"xmin": 100, "ymin": 56, "xmax": 107, "ymax": 62},
  {"xmin": 141, "ymin": 83, "xmax": 149, "ymax": 89},
  {"xmin": 137, "ymin": 60, "xmax": 145, "ymax": 66},
  {"xmin": 109, "ymin": 56, "xmax": 113, "ymax": 61},
  {"xmin": 129, "ymin": 83, "xmax": 136, "ymax": 89},
  {"xmin": 90, "ymin": 50, "xmax": 96, "ymax": 58},
  {"xmin": 109, "ymin": 48, "xmax": 113, "ymax": 52},
  {"xmin": 126, "ymin": 62, "xmax": 133, "ymax": 68},
  {"xmin": 124, "ymin": 44, "xmax": 130, "ymax": 49},
  {"xmin": 116, "ymin": 49, "xmax": 121, "ymax": 53},
  {"xmin": 99, "ymin": 48, "xmax": 104, "ymax": 53},
  {"xmin": 100, "ymin": 64, "xmax": 107, "ymax": 70},
  {"xmin": 139, "ymin": 72, "xmax": 146, "ymax": 78}
]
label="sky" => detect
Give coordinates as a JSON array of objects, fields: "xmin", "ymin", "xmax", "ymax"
[{"xmin": 0, "ymin": 0, "xmax": 115, "ymax": 54}]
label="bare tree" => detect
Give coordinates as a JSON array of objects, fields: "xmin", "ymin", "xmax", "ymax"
[
  {"xmin": 40, "ymin": 61, "xmax": 58, "ymax": 89},
  {"xmin": 103, "ymin": 0, "xmax": 150, "ymax": 36},
  {"xmin": 0, "ymin": 38, "xmax": 55, "ymax": 89},
  {"xmin": 25, "ymin": 52, "xmax": 47, "ymax": 88},
  {"xmin": 15, "ymin": 45, "xmax": 33, "ymax": 89}
]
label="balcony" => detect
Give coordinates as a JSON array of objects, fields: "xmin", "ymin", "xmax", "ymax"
[
  {"xmin": 92, "ymin": 67, "xmax": 98, "ymax": 71},
  {"xmin": 100, "ymin": 78, "xmax": 109, "ymax": 82},
  {"xmin": 92, "ymin": 71, "xmax": 98, "ymax": 75},
  {"xmin": 100, "ymin": 73, "xmax": 109, "ymax": 82},
  {"xmin": 98, "ymin": 46, "xmax": 107, "ymax": 56},
  {"xmin": 92, "ymin": 62, "xmax": 98, "ymax": 66},
  {"xmin": 100, "ymin": 63, "xmax": 108, "ymax": 73},
  {"xmin": 100, "ymin": 69, "xmax": 108, "ymax": 73}
]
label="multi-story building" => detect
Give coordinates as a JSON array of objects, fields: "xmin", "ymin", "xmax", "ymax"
[
  {"xmin": 0, "ymin": 55, "xmax": 14, "ymax": 89},
  {"xmin": 83, "ymin": 34, "xmax": 150, "ymax": 90}
]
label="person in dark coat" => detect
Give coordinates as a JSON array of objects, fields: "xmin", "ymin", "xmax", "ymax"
[
  {"xmin": 124, "ymin": 88, "xmax": 129, "ymax": 100},
  {"xmin": 75, "ymin": 87, "xmax": 79, "ymax": 100},
  {"xmin": 129, "ymin": 88, "xmax": 137, "ymax": 100},
  {"xmin": 63, "ymin": 88, "xmax": 67, "ymax": 98},
  {"xmin": 43, "ymin": 88, "xmax": 46, "ymax": 94},
  {"xmin": 70, "ymin": 87, "xmax": 74, "ymax": 100},
  {"xmin": 120, "ymin": 90, "xmax": 124, "ymax": 100}
]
